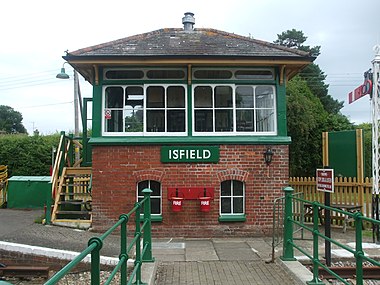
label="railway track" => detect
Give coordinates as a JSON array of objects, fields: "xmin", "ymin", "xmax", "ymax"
[{"xmin": 319, "ymin": 266, "xmax": 380, "ymax": 279}]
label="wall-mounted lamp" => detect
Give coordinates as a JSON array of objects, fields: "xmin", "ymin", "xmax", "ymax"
[
  {"xmin": 264, "ymin": 147, "xmax": 274, "ymax": 165},
  {"xmin": 56, "ymin": 62, "xmax": 70, "ymax": 79}
]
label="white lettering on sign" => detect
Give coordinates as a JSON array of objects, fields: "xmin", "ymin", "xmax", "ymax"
[
  {"xmin": 201, "ymin": 200, "xmax": 209, "ymax": 206},
  {"xmin": 169, "ymin": 149, "xmax": 212, "ymax": 160}
]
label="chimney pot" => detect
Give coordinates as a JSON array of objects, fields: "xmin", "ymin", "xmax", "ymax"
[{"xmin": 182, "ymin": 12, "xmax": 195, "ymax": 31}]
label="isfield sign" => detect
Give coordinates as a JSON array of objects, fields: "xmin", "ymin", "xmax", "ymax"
[{"xmin": 161, "ymin": 146, "xmax": 219, "ymax": 163}]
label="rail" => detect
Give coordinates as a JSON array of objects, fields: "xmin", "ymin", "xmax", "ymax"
[
  {"xmin": 45, "ymin": 188, "xmax": 154, "ymax": 285},
  {"xmin": 281, "ymin": 186, "xmax": 380, "ymax": 285}
]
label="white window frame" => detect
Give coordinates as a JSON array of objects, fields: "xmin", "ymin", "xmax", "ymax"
[
  {"xmin": 137, "ymin": 180, "xmax": 162, "ymax": 216},
  {"xmin": 219, "ymin": 180, "xmax": 245, "ymax": 215},
  {"xmin": 192, "ymin": 84, "xmax": 277, "ymax": 136},
  {"xmin": 102, "ymin": 84, "xmax": 187, "ymax": 136}
]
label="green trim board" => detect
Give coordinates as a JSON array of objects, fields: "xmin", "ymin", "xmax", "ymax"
[
  {"xmin": 89, "ymin": 135, "xmax": 291, "ymax": 145},
  {"xmin": 218, "ymin": 214, "xmax": 246, "ymax": 222}
]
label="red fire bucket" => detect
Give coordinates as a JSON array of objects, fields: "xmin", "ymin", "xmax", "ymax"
[
  {"xmin": 171, "ymin": 197, "xmax": 184, "ymax": 212},
  {"xmin": 199, "ymin": 196, "xmax": 211, "ymax": 212}
]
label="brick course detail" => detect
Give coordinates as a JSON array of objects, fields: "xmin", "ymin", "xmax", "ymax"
[{"xmin": 91, "ymin": 144, "xmax": 288, "ymax": 237}]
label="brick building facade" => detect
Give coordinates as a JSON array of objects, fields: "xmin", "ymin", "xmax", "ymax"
[{"xmin": 63, "ymin": 13, "xmax": 314, "ymax": 237}]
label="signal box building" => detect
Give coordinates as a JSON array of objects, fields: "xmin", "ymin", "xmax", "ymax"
[{"xmin": 63, "ymin": 13, "xmax": 314, "ymax": 237}]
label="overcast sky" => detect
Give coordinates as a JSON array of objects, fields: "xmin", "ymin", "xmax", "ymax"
[{"xmin": 1, "ymin": 0, "xmax": 379, "ymax": 135}]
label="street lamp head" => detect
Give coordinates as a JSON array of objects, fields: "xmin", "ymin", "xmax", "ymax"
[{"xmin": 56, "ymin": 63, "xmax": 70, "ymax": 79}]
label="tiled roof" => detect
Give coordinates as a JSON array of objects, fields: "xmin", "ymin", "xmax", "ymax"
[{"xmin": 68, "ymin": 28, "xmax": 311, "ymax": 59}]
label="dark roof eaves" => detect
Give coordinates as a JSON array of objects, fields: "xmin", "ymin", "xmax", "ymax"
[{"xmin": 63, "ymin": 54, "xmax": 315, "ymax": 62}]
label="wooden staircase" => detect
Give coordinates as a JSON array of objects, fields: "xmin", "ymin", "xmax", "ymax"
[
  {"xmin": 49, "ymin": 133, "xmax": 92, "ymax": 229},
  {"xmin": 51, "ymin": 167, "xmax": 92, "ymax": 228}
]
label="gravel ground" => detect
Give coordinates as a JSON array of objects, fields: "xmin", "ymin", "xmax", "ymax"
[{"xmin": 1, "ymin": 271, "xmax": 121, "ymax": 285}]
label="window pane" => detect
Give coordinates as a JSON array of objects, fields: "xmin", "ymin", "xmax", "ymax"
[
  {"xmin": 147, "ymin": 70, "xmax": 185, "ymax": 79},
  {"xmin": 235, "ymin": 70, "xmax": 273, "ymax": 79},
  {"xmin": 236, "ymin": 110, "xmax": 254, "ymax": 132},
  {"xmin": 256, "ymin": 109, "xmax": 275, "ymax": 132},
  {"xmin": 167, "ymin": 86, "xmax": 185, "ymax": 108},
  {"xmin": 167, "ymin": 110, "xmax": 185, "ymax": 132},
  {"xmin": 221, "ymin": 181, "xmax": 231, "ymax": 196},
  {"xmin": 106, "ymin": 110, "xmax": 123, "ymax": 132},
  {"xmin": 233, "ymin": 197, "xmax": 243, "ymax": 213},
  {"xmin": 194, "ymin": 86, "xmax": 212, "ymax": 108},
  {"xmin": 105, "ymin": 87, "xmax": 123, "ymax": 108},
  {"xmin": 215, "ymin": 110, "xmax": 233, "ymax": 132},
  {"xmin": 125, "ymin": 86, "xmax": 143, "ymax": 132},
  {"xmin": 151, "ymin": 198, "xmax": 161, "ymax": 214},
  {"xmin": 106, "ymin": 70, "xmax": 144, "ymax": 79},
  {"xmin": 255, "ymin": 86, "xmax": 274, "ymax": 108},
  {"xmin": 147, "ymin": 110, "xmax": 165, "ymax": 132},
  {"xmin": 194, "ymin": 70, "xmax": 232, "ymax": 79},
  {"xmin": 138, "ymin": 180, "xmax": 149, "ymax": 195},
  {"xmin": 195, "ymin": 110, "xmax": 213, "ymax": 132},
  {"xmin": 214, "ymin": 86, "xmax": 232, "ymax": 107},
  {"xmin": 236, "ymin": 86, "xmax": 254, "ymax": 108},
  {"xmin": 233, "ymin": 180, "xmax": 243, "ymax": 196},
  {"xmin": 221, "ymin": 197, "xmax": 231, "ymax": 213},
  {"xmin": 149, "ymin": 180, "xmax": 161, "ymax": 196},
  {"xmin": 147, "ymin": 86, "xmax": 164, "ymax": 108}
]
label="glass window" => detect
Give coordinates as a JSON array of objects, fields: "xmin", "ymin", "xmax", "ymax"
[
  {"xmin": 147, "ymin": 70, "xmax": 185, "ymax": 79},
  {"xmin": 104, "ymin": 84, "xmax": 186, "ymax": 135},
  {"xmin": 220, "ymin": 180, "xmax": 244, "ymax": 215},
  {"xmin": 137, "ymin": 180, "xmax": 161, "ymax": 215},
  {"xmin": 193, "ymin": 84, "xmax": 275, "ymax": 135},
  {"xmin": 104, "ymin": 87, "xmax": 123, "ymax": 132},
  {"xmin": 125, "ymin": 87, "xmax": 143, "ymax": 132},
  {"xmin": 235, "ymin": 70, "xmax": 273, "ymax": 80},
  {"xmin": 194, "ymin": 70, "xmax": 232, "ymax": 79},
  {"xmin": 105, "ymin": 70, "xmax": 144, "ymax": 79}
]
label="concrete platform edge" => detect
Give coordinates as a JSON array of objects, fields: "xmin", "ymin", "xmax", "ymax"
[{"xmin": 279, "ymin": 259, "xmax": 313, "ymax": 285}]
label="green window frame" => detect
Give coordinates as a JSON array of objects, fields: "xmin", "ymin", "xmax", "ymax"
[{"xmin": 137, "ymin": 180, "xmax": 163, "ymax": 222}]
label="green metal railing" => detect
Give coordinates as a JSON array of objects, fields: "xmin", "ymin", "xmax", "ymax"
[
  {"xmin": 45, "ymin": 188, "xmax": 154, "ymax": 285},
  {"xmin": 281, "ymin": 186, "xmax": 380, "ymax": 285}
]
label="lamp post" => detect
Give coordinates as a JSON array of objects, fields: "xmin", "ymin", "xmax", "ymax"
[{"xmin": 56, "ymin": 63, "xmax": 80, "ymax": 163}]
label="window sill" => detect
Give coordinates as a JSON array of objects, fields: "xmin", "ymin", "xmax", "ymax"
[
  {"xmin": 218, "ymin": 214, "xmax": 246, "ymax": 222},
  {"xmin": 140, "ymin": 214, "xmax": 163, "ymax": 222}
]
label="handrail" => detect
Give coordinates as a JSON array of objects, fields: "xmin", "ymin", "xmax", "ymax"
[
  {"xmin": 281, "ymin": 186, "xmax": 380, "ymax": 285},
  {"xmin": 45, "ymin": 188, "xmax": 154, "ymax": 285}
]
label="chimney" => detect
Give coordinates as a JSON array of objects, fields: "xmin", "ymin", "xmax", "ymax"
[{"xmin": 182, "ymin": 12, "xmax": 195, "ymax": 31}]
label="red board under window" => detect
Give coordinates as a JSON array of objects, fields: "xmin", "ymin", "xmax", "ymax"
[{"xmin": 167, "ymin": 187, "xmax": 214, "ymax": 200}]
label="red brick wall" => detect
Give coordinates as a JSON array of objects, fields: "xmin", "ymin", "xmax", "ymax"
[{"xmin": 91, "ymin": 144, "xmax": 288, "ymax": 237}]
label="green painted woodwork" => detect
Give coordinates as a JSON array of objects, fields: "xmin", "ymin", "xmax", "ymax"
[
  {"xmin": 89, "ymin": 135, "xmax": 291, "ymax": 145},
  {"xmin": 92, "ymin": 84, "xmax": 102, "ymax": 137},
  {"xmin": 276, "ymin": 81, "xmax": 287, "ymax": 136},
  {"xmin": 7, "ymin": 176, "xmax": 51, "ymax": 209},
  {"xmin": 161, "ymin": 146, "xmax": 219, "ymax": 163},
  {"xmin": 218, "ymin": 214, "xmax": 246, "ymax": 222},
  {"xmin": 90, "ymin": 66, "xmax": 289, "ymax": 140},
  {"xmin": 327, "ymin": 130, "xmax": 361, "ymax": 177}
]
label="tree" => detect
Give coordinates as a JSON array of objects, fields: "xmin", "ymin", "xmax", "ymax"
[
  {"xmin": 275, "ymin": 29, "xmax": 353, "ymax": 176},
  {"xmin": 275, "ymin": 29, "xmax": 344, "ymax": 114},
  {"xmin": 0, "ymin": 105, "xmax": 27, "ymax": 134},
  {"xmin": 287, "ymin": 76, "xmax": 327, "ymax": 176}
]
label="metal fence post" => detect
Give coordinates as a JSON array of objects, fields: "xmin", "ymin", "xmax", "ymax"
[
  {"xmin": 88, "ymin": 237, "xmax": 102, "ymax": 285},
  {"xmin": 142, "ymin": 188, "xmax": 154, "ymax": 262},
  {"xmin": 134, "ymin": 202, "xmax": 143, "ymax": 284},
  {"xmin": 307, "ymin": 202, "xmax": 324, "ymax": 285},
  {"xmin": 119, "ymin": 214, "xmax": 129, "ymax": 285},
  {"xmin": 281, "ymin": 186, "xmax": 296, "ymax": 261},
  {"xmin": 355, "ymin": 213, "xmax": 364, "ymax": 285}
]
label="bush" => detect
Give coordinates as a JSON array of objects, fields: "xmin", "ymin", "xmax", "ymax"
[{"xmin": 0, "ymin": 134, "xmax": 60, "ymax": 176}]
